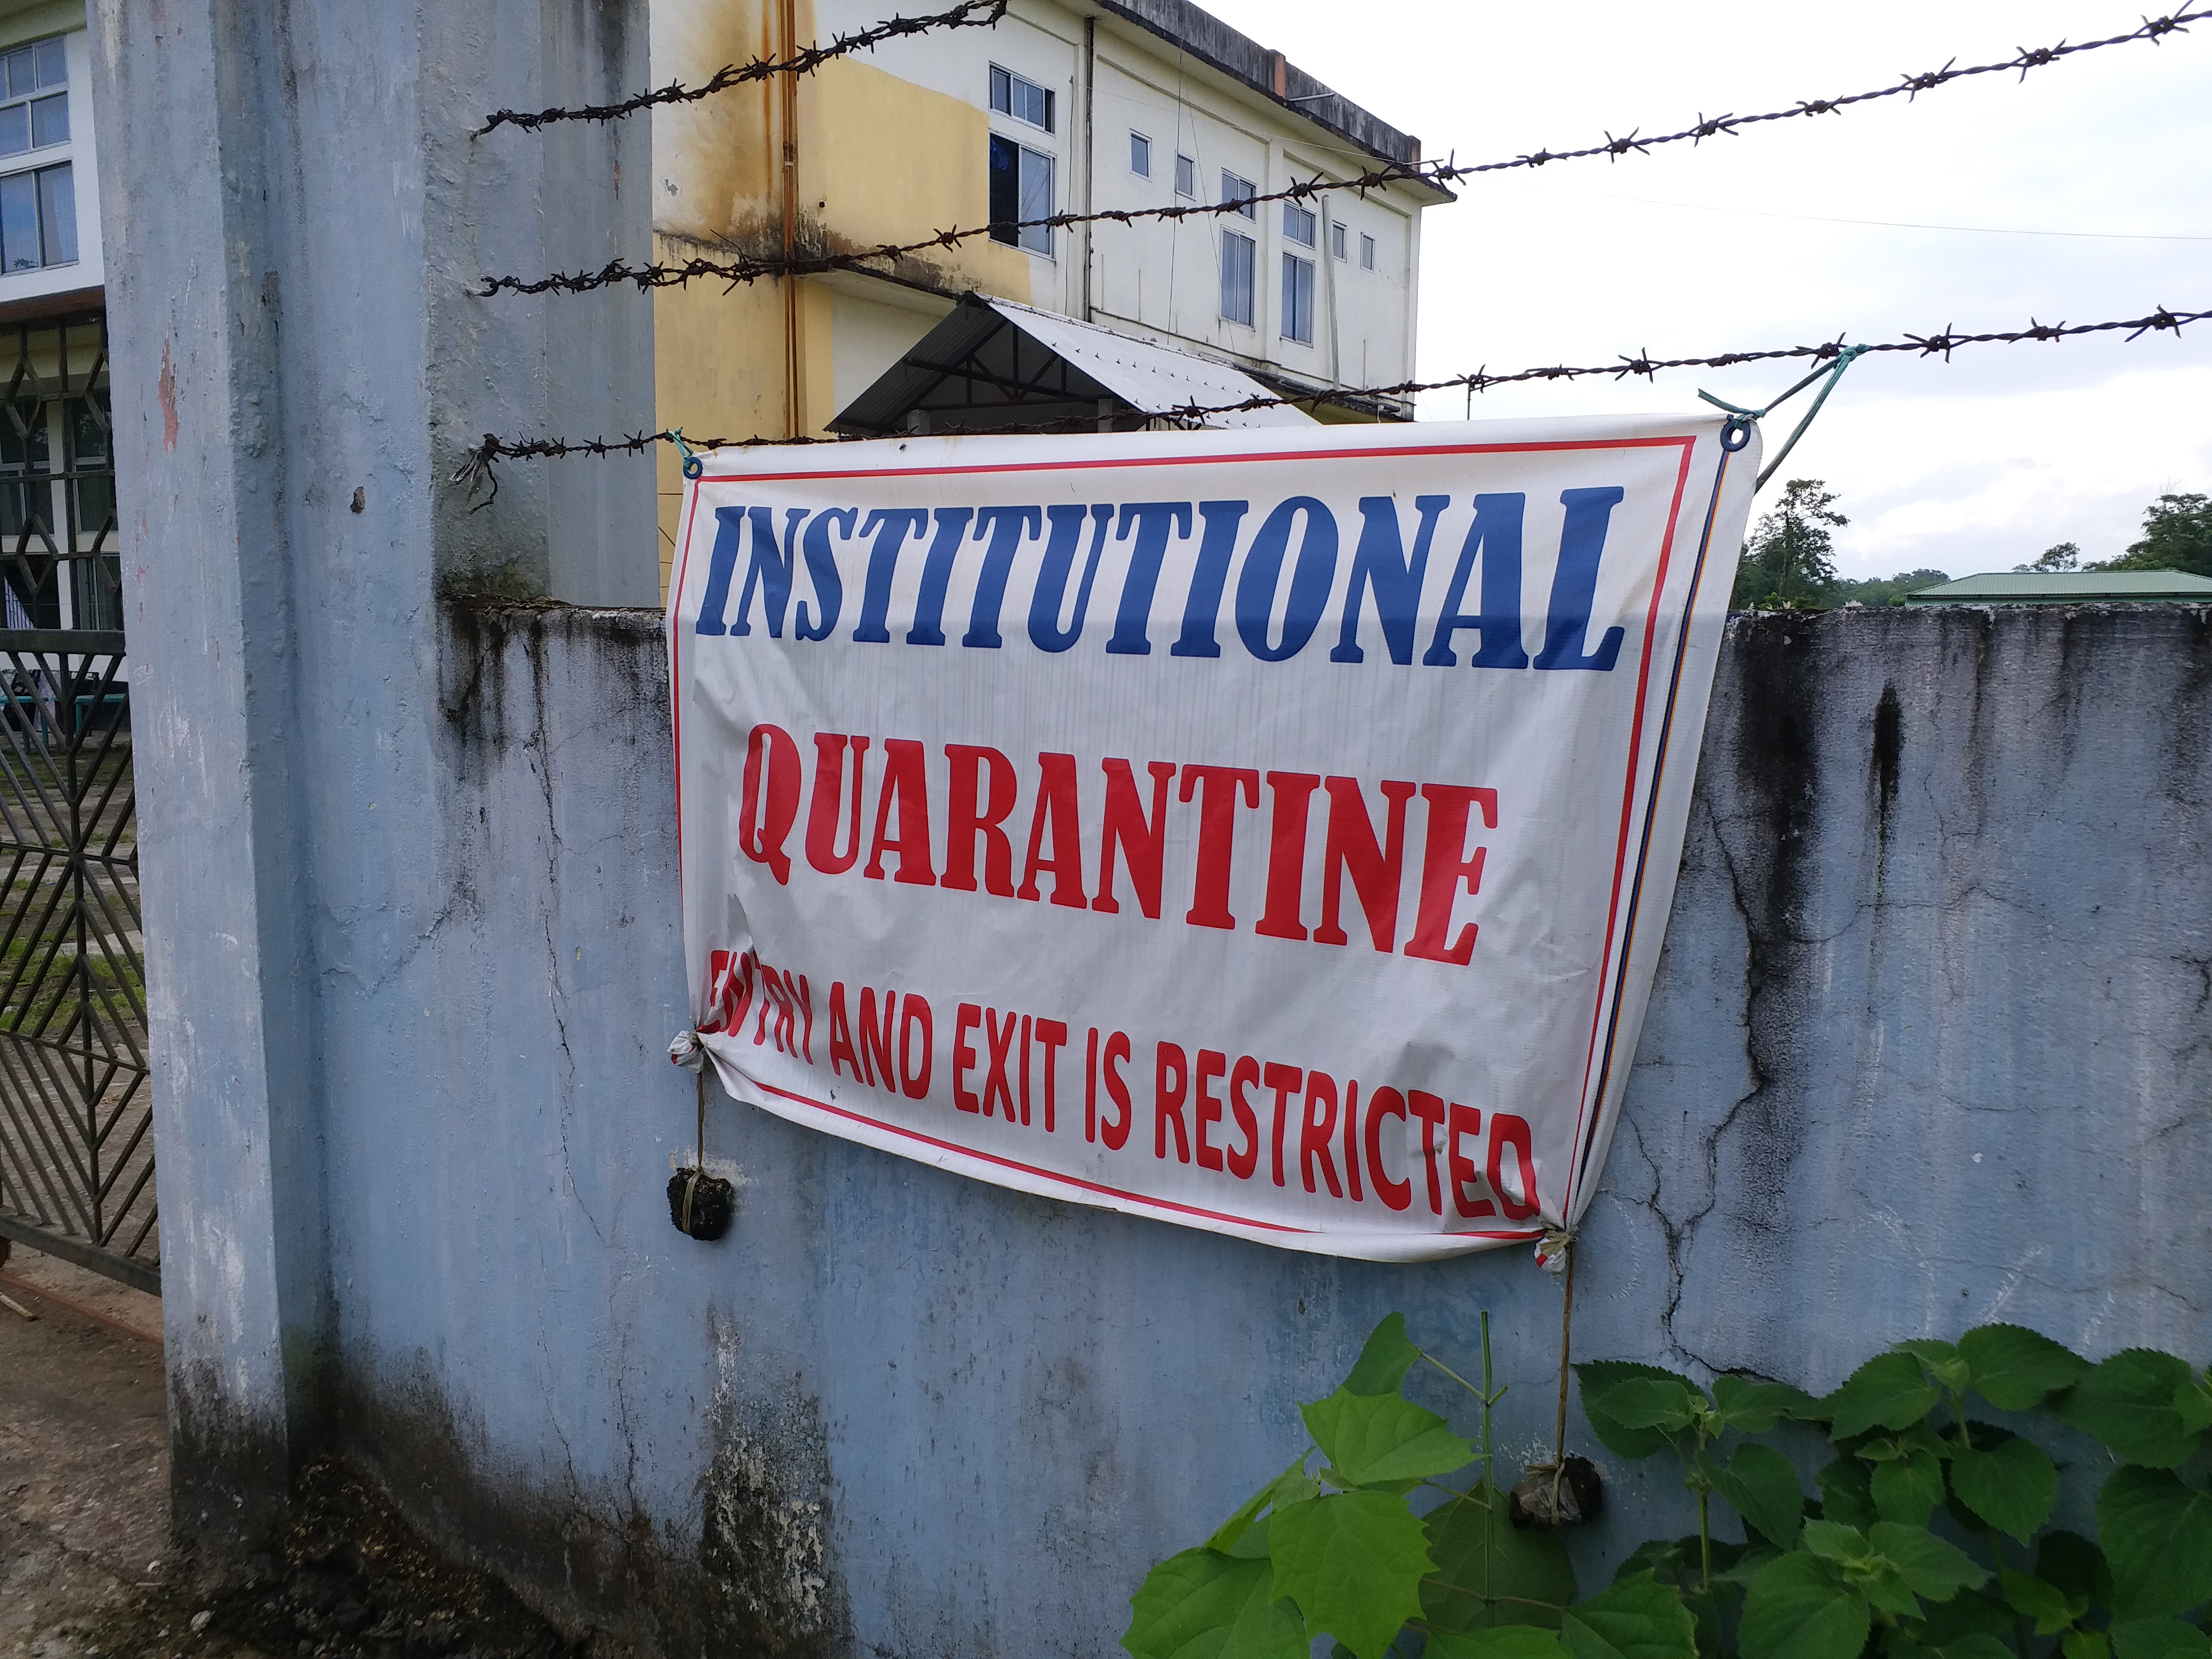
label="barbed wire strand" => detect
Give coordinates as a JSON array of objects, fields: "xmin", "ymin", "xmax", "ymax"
[
  {"xmin": 448, "ymin": 302, "xmax": 2207, "ymax": 504},
  {"xmin": 477, "ymin": 6, "xmax": 2210, "ymax": 298},
  {"xmin": 474, "ymin": 0, "xmax": 1008, "ymax": 136}
]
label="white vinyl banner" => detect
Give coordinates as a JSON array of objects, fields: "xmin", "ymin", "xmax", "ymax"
[{"xmin": 668, "ymin": 416, "xmax": 1758, "ymax": 1262}]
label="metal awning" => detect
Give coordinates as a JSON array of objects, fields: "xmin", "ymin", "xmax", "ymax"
[{"xmin": 828, "ymin": 294, "xmax": 1317, "ymax": 437}]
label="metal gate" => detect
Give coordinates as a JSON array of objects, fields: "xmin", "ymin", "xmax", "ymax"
[{"xmin": 0, "ymin": 311, "xmax": 152, "ymax": 1293}]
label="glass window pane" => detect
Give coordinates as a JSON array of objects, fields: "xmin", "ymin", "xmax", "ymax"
[
  {"xmin": 1360, "ymin": 234, "xmax": 1376, "ymax": 271},
  {"xmin": 1221, "ymin": 172, "xmax": 1256, "ymax": 219},
  {"xmin": 988, "ymin": 133, "xmax": 1019, "ymax": 245},
  {"xmin": 1283, "ymin": 203, "xmax": 1315, "ymax": 247},
  {"xmin": 1221, "ymin": 230, "xmax": 1255, "ymax": 326},
  {"xmin": 990, "ymin": 66, "xmax": 1010, "ymax": 115},
  {"xmin": 4, "ymin": 48, "xmax": 32, "ymax": 101},
  {"xmin": 1331, "ymin": 222, "xmax": 1347, "ymax": 260},
  {"xmin": 1130, "ymin": 132, "xmax": 1150, "ymax": 177},
  {"xmin": 38, "ymin": 163, "xmax": 74, "ymax": 264},
  {"xmin": 0, "ymin": 105, "xmax": 28, "ymax": 158},
  {"xmin": 1282, "ymin": 254, "xmax": 1314, "ymax": 343},
  {"xmin": 1175, "ymin": 155, "xmax": 1196, "ymax": 199},
  {"xmin": 33, "ymin": 38, "xmax": 64, "ymax": 91},
  {"xmin": 30, "ymin": 94, "xmax": 65, "ymax": 148},
  {"xmin": 1018, "ymin": 147, "xmax": 1053, "ymax": 255},
  {"xmin": 1038, "ymin": 87, "xmax": 1054, "ymax": 132},
  {"xmin": 0, "ymin": 171, "xmax": 37, "ymax": 269}
]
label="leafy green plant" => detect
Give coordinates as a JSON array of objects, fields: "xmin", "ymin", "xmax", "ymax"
[{"xmin": 1122, "ymin": 1318, "xmax": 2212, "ymax": 1659}]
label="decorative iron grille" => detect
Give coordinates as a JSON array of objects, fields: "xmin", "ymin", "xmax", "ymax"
[{"xmin": 0, "ymin": 311, "xmax": 150, "ymax": 1293}]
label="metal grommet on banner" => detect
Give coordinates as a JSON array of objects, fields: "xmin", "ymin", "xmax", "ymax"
[
  {"xmin": 668, "ymin": 428, "xmax": 705, "ymax": 481},
  {"xmin": 667, "ymin": 1029, "xmax": 734, "ymax": 1241}
]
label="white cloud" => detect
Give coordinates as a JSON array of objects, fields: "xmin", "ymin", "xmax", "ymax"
[{"xmin": 1196, "ymin": 0, "xmax": 2212, "ymax": 580}]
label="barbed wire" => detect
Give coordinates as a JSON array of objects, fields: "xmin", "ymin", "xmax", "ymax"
[
  {"xmin": 449, "ymin": 302, "xmax": 2208, "ymax": 505},
  {"xmin": 477, "ymin": 6, "xmax": 2209, "ymax": 298},
  {"xmin": 473, "ymin": 0, "xmax": 1008, "ymax": 136}
]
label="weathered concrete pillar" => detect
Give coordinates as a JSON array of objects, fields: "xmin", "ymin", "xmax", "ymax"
[{"xmin": 89, "ymin": 0, "xmax": 651, "ymax": 1555}]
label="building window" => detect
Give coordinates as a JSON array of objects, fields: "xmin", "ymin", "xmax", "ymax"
[
  {"xmin": 0, "ymin": 161, "xmax": 73, "ymax": 271},
  {"xmin": 1220, "ymin": 229, "xmax": 1255, "ymax": 326},
  {"xmin": 1331, "ymin": 221, "xmax": 1348, "ymax": 261},
  {"xmin": 1220, "ymin": 170, "xmax": 1256, "ymax": 219},
  {"xmin": 989, "ymin": 64, "xmax": 1054, "ymax": 132},
  {"xmin": 1283, "ymin": 201, "xmax": 1315, "ymax": 248},
  {"xmin": 989, "ymin": 133, "xmax": 1054, "ymax": 256},
  {"xmin": 1360, "ymin": 233, "xmax": 1377, "ymax": 271},
  {"xmin": 0, "ymin": 37, "xmax": 66, "ymax": 162},
  {"xmin": 1174, "ymin": 153, "xmax": 1197, "ymax": 199},
  {"xmin": 1130, "ymin": 132, "xmax": 1151, "ymax": 178},
  {"xmin": 1282, "ymin": 253, "xmax": 1314, "ymax": 344}
]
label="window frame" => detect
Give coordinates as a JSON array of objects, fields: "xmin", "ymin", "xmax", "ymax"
[
  {"xmin": 988, "ymin": 63, "xmax": 1055, "ymax": 133},
  {"xmin": 1281, "ymin": 252, "xmax": 1314, "ymax": 345},
  {"xmin": 0, "ymin": 35, "xmax": 66, "ymax": 167},
  {"xmin": 1282, "ymin": 201, "xmax": 1316, "ymax": 249},
  {"xmin": 1129, "ymin": 131, "xmax": 1151, "ymax": 178},
  {"xmin": 1359, "ymin": 233, "xmax": 1377, "ymax": 271},
  {"xmin": 1174, "ymin": 153, "xmax": 1197, "ymax": 199},
  {"xmin": 989, "ymin": 132, "xmax": 1056, "ymax": 258},
  {"xmin": 1220, "ymin": 227, "xmax": 1256, "ymax": 327},
  {"xmin": 1331, "ymin": 221, "xmax": 1348, "ymax": 262},
  {"xmin": 1220, "ymin": 170, "xmax": 1257, "ymax": 220}
]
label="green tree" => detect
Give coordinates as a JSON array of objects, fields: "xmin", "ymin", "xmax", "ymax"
[
  {"xmin": 1732, "ymin": 479, "xmax": 1846, "ymax": 610},
  {"xmin": 1830, "ymin": 568, "xmax": 1950, "ymax": 608},
  {"xmin": 2015, "ymin": 542, "xmax": 2080, "ymax": 573},
  {"xmin": 2092, "ymin": 492, "xmax": 2212, "ymax": 577}
]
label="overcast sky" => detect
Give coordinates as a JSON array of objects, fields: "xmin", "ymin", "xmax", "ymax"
[{"xmin": 1195, "ymin": 0, "xmax": 2212, "ymax": 580}]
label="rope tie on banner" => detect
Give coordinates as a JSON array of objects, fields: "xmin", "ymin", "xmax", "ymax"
[
  {"xmin": 666, "ymin": 428, "xmax": 704, "ymax": 481},
  {"xmin": 665, "ymin": 1028, "xmax": 734, "ymax": 1239},
  {"xmin": 1699, "ymin": 343, "xmax": 1870, "ymax": 490}
]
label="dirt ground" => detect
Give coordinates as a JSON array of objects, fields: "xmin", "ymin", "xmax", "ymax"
[{"xmin": 1, "ymin": 1243, "xmax": 584, "ymax": 1659}]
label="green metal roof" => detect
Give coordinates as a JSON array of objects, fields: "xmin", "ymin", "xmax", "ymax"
[{"xmin": 1902, "ymin": 570, "xmax": 2212, "ymax": 604}]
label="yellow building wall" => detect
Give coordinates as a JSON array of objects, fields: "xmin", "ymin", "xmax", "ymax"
[{"xmin": 652, "ymin": 0, "xmax": 1034, "ymax": 586}]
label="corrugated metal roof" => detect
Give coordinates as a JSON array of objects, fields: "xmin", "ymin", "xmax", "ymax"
[
  {"xmin": 828, "ymin": 295, "xmax": 1316, "ymax": 437},
  {"xmin": 1902, "ymin": 570, "xmax": 2212, "ymax": 604}
]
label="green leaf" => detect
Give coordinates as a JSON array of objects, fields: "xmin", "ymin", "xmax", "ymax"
[
  {"xmin": 1268, "ymin": 1491, "xmax": 1432, "ymax": 1659},
  {"xmin": 1345, "ymin": 1313, "xmax": 1423, "ymax": 1398},
  {"xmin": 1592, "ymin": 1377, "xmax": 1702, "ymax": 1434},
  {"xmin": 1828, "ymin": 1351, "xmax": 1942, "ymax": 1438},
  {"xmin": 1997, "ymin": 1567, "xmax": 2082, "ymax": 1636},
  {"xmin": 1802, "ymin": 1519, "xmax": 1868, "ymax": 1564},
  {"xmin": 1871, "ymin": 1446, "xmax": 1947, "ymax": 1527},
  {"xmin": 1208, "ymin": 1457, "xmax": 1311, "ymax": 1553},
  {"xmin": 1817, "ymin": 1457, "xmax": 1878, "ymax": 1531},
  {"xmin": 1926, "ymin": 1639, "xmax": 2020, "ymax": 1659},
  {"xmin": 2176, "ymin": 1373, "xmax": 2212, "ymax": 1439},
  {"xmin": 1123, "ymin": 1548, "xmax": 1309, "ymax": 1659},
  {"xmin": 1915, "ymin": 1587, "xmax": 2019, "ymax": 1648},
  {"xmin": 1740, "ymin": 1551, "xmax": 1872, "ymax": 1659},
  {"xmin": 1869, "ymin": 1522, "xmax": 1988, "ymax": 1604},
  {"xmin": 1710, "ymin": 1442, "xmax": 1807, "ymax": 1549},
  {"xmin": 1428, "ymin": 1631, "xmax": 1573, "ymax": 1659},
  {"xmin": 1422, "ymin": 1479, "xmax": 1577, "ymax": 1633},
  {"xmin": 1957, "ymin": 1323, "xmax": 2087, "ymax": 1410},
  {"xmin": 1710, "ymin": 1374, "xmax": 1818, "ymax": 1432},
  {"xmin": 1897, "ymin": 1339, "xmax": 1972, "ymax": 1395},
  {"xmin": 1575, "ymin": 1363, "xmax": 1697, "ymax": 1459},
  {"xmin": 1950, "ymin": 1431, "xmax": 2058, "ymax": 1542},
  {"xmin": 2063, "ymin": 1633, "xmax": 2113, "ymax": 1659},
  {"xmin": 2111, "ymin": 1621, "xmax": 2212, "ymax": 1659},
  {"xmin": 1558, "ymin": 1571, "xmax": 1699, "ymax": 1659},
  {"xmin": 1299, "ymin": 1390, "xmax": 1475, "ymax": 1488},
  {"xmin": 2057, "ymin": 1350, "xmax": 2207, "ymax": 1469},
  {"xmin": 2099, "ymin": 1466, "xmax": 2212, "ymax": 1620},
  {"xmin": 2036, "ymin": 1532, "xmax": 2112, "ymax": 1611}
]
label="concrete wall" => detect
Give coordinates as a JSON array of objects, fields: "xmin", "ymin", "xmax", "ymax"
[
  {"xmin": 92, "ymin": 0, "xmax": 653, "ymax": 1551},
  {"xmin": 189, "ymin": 599, "xmax": 2204, "ymax": 1656}
]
